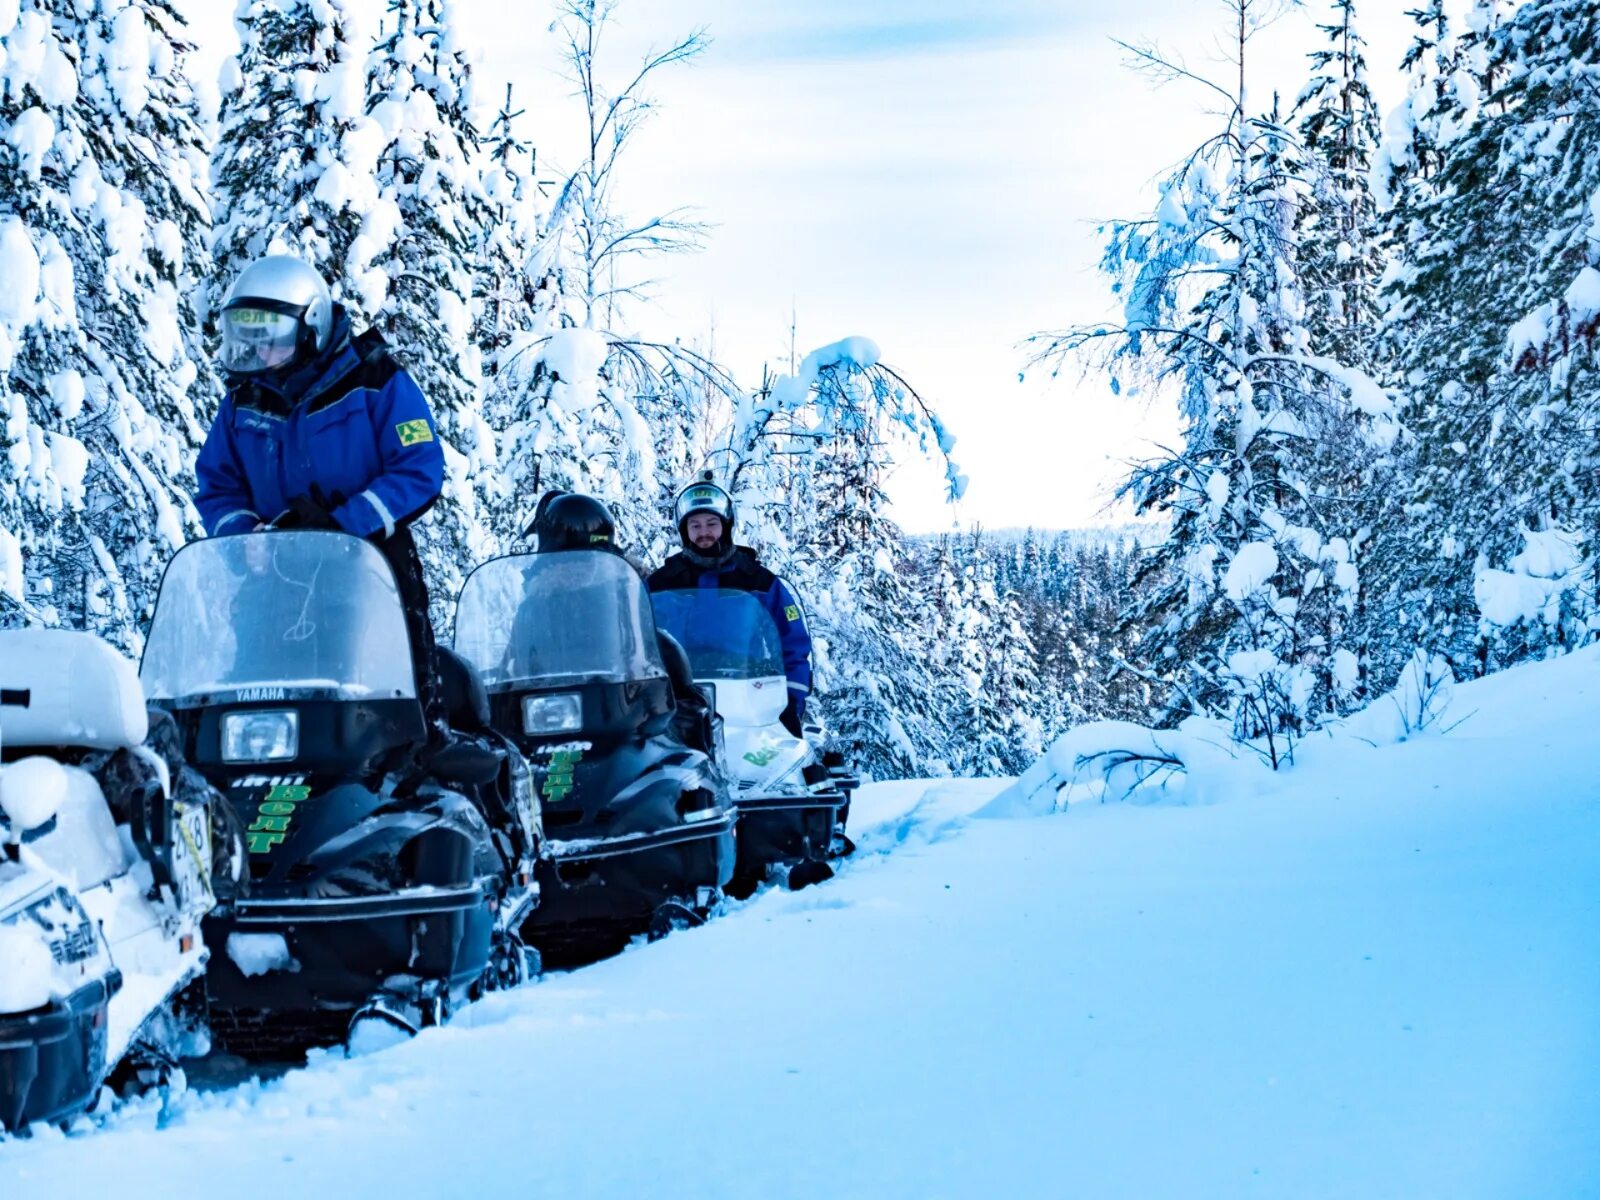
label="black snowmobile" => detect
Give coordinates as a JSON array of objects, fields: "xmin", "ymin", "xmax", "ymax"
[
  {"xmin": 139, "ymin": 530, "xmax": 540, "ymax": 1057},
  {"xmin": 1, "ymin": 629, "xmax": 237, "ymax": 1133},
  {"xmin": 651, "ymin": 588, "xmax": 852, "ymax": 895},
  {"xmin": 453, "ymin": 544, "xmax": 736, "ymax": 966}
]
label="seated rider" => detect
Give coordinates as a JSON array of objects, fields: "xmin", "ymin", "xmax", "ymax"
[
  {"xmin": 646, "ymin": 477, "xmax": 814, "ymax": 737},
  {"xmin": 515, "ymin": 493, "xmax": 712, "ymax": 749},
  {"xmin": 193, "ymin": 254, "xmax": 446, "ymax": 729}
]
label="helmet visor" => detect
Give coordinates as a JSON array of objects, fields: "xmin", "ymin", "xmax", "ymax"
[
  {"xmin": 220, "ymin": 304, "xmax": 302, "ymax": 375},
  {"xmin": 675, "ymin": 483, "xmax": 733, "ymax": 526}
]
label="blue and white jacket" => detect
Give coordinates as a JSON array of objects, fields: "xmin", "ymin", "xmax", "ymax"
[{"xmin": 195, "ymin": 312, "xmax": 443, "ymax": 540}]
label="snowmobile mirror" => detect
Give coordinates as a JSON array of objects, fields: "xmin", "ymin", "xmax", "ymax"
[{"xmin": 429, "ymin": 741, "xmax": 504, "ymax": 787}]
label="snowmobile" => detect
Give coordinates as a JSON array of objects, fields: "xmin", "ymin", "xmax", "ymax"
[
  {"xmin": 139, "ymin": 530, "xmax": 540, "ymax": 1058},
  {"xmin": 651, "ymin": 589, "xmax": 855, "ymax": 895},
  {"xmin": 453, "ymin": 547, "xmax": 736, "ymax": 966},
  {"xmin": 0, "ymin": 630, "xmax": 230, "ymax": 1133}
]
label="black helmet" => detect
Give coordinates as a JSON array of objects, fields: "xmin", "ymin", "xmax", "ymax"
[
  {"xmin": 674, "ymin": 474, "xmax": 735, "ymax": 561},
  {"xmin": 524, "ymin": 488, "xmax": 570, "ymax": 544},
  {"xmin": 537, "ymin": 492, "xmax": 617, "ymax": 552}
]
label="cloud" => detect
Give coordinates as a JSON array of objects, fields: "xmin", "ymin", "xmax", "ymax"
[{"xmin": 726, "ymin": 11, "xmax": 1079, "ymax": 64}]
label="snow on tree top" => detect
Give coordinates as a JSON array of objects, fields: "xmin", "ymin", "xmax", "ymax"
[{"xmin": 1223, "ymin": 542, "xmax": 1280, "ymax": 602}]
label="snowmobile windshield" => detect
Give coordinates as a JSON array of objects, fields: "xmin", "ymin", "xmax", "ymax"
[
  {"xmin": 651, "ymin": 590, "xmax": 785, "ymax": 681},
  {"xmin": 454, "ymin": 551, "xmax": 667, "ymax": 689},
  {"xmin": 141, "ymin": 532, "xmax": 416, "ymax": 706}
]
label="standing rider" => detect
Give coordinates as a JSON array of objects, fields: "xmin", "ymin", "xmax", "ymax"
[
  {"xmin": 646, "ymin": 477, "xmax": 814, "ymax": 736},
  {"xmin": 193, "ymin": 254, "xmax": 445, "ymax": 725}
]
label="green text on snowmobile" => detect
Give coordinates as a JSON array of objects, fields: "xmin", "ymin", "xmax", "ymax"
[{"xmin": 246, "ymin": 784, "xmax": 312, "ymax": 854}]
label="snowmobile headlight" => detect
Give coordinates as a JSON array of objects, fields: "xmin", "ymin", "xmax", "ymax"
[
  {"xmin": 222, "ymin": 709, "xmax": 300, "ymax": 763},
  {"xmin": 523, "ymin": 693, "xmax": 582, "ymax": 736}
]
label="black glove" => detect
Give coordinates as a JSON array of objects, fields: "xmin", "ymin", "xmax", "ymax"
[
  {"xmin": 780, "ymin": 698, "xmax": 804, "ymax": 738},
  {"xmin": 273, "ymin": 489, "xmax": 340, "ymax": 531}
]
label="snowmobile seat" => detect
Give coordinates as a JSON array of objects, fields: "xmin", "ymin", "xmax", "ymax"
[
  {"xmin": 0, "ymin": 629, "xmax": 148, "ymax": 757},
  {"xmin": 437, "ymin": 647, "xmax": 491, "ymax": 734},
  {"xmin": 427, "ymin": 649, "xmax": 526, "ymax": 812},
  {"xmin": 0, "ymin": 630, "xmax": 228, "ymax": 894},
  {"xmin": 657, "ymin": 631, "xmax": 717, "ymax": 755}
]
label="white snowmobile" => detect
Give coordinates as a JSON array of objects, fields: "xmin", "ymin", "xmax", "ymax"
[
  {"xmin": 651, "ymin": 589, "xmax": 853, "ymax": 894},
  {"xmin": 0, "ymin": 629, "xmax": 231, "ymax": 1133}
]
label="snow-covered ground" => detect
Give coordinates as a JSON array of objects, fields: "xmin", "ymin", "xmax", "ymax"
[{"xmin": 6, "ymin": 651, "xmax": 1600, "ymax": 1198}]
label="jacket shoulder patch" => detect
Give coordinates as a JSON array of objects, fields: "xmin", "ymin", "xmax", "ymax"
[
  {"xmin": 784, "ymin": 604, "xmax": 801, "ymax": 622},
  {"xmin": 396, "ymin": 418, "xmax": 433, "ymax": 446}
]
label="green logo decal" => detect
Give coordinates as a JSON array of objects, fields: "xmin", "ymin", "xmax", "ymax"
[
  {"xmin": 542, "ymin": 748, "xmax": 584, "ymax": 804},
  {"xmin": 743, "ymin": 747, "xmax": 779, "ymax": 768}
]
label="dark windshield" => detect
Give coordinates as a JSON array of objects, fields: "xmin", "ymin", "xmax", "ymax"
[
  {"xmin": 455, "ymin": 551, "xmax": 667, "ymax": 688},
  {"xmin": 651, "ymin": 590, "xmax": 785, "ymax": 681}
]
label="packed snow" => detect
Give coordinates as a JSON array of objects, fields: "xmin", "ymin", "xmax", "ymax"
[
  {"xmin": 226, "ymin": 933, "xmax": 298, "ymax": 979},
  {"xmin": 0, "ymin": 922, "xmax": 53, "ymax": 1012},
  {"xmin": 4, "ymin": 647, "xmax": 1598, "ymax": 1197},
  {"xmin": 0, "ymin": 755, "xmax": 69, "ymax": 831}
]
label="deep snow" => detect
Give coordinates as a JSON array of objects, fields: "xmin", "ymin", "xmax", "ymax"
[{"xmin": 4, "ymin": 651, "xmax": 1600, "ymax": 1198}]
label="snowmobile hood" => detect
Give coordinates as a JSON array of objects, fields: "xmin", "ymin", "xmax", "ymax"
[{"xmin": 225, "ymin": 773, "xmax": 497, "ymax": 898}]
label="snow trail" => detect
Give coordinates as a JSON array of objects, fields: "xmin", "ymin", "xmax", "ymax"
[{"xmin": 5, "ymin": 653, "xmax": 1600, "ymax": 1197}]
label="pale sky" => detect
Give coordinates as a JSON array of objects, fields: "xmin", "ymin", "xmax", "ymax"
[{"xmin": 176, "ymin": 0, "xmax": 1418, "ymax": 533}]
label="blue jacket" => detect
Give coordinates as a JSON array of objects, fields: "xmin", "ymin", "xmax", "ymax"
[
  {"xmin": 648, "ymin": 549, "xmax": 814, "ymax": 715},
  {"xmin": 195, "ymin": 315, "xmax": 444, "ymax": 540}
]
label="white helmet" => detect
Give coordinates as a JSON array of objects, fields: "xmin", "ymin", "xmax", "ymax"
[
  {"xmin": 675, "ymin": 474, "xmax": 735, "ymax": 558},
  {"xmin": 219, "ymin": 255, "xmax": 335, "ymax": 377},
  {"xmin": 675, "ymin": 476, "xmax": 734, "ymax": 528}
]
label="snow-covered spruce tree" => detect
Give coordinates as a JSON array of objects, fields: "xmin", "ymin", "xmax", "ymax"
[
  {"xmin": 0, "ymin": 1, "xmax": 215, "ymax": 648},
  {"xmin": 946, "ymin": 539, "xmax": 1042, "ymax": 778},
  {"xmin": 1374, "ymin": 0, "xmax": 1455, "ymax": 223},
  {"xmin": 1055, "ymin": 538, "xmax": 1153, "ymax": 730},
  {"xmin": 982, "ymin": 588, "xmax": 1044, "ymax": 771},
  {"xmin": 1031, "ymin": 3, "xmax": 1383, "ymax": 763},
  {"xmin": 916, "ymin": 535, "xmax": 970, "ymax": 743},
  {"xmin": 1294, "ymin": 0, "xmax": 1384, "ymax": 370},
  {"xmin": 806, "ymin": 438, "xmax": 949, "ymax": 780},
  {"xmin": 474, "ymin": 84, "xmax": 542, "ymax": 393},
  {"xmin": 362, "ymin": 0, "xmax": 496, "ymax": 613},
  {"xmin": 713, "ymin": 340, "xmax": 966, "ymax": 780},
  {"xmin": 1376, "ymin": 0, "xmax": 1600, "ymax": 679},
  {"xmin": 1291, "ymin": 0, "xmax": 1400, "ymax": 701},
  {"xmin": 0, "ymin": 4, "xmax": 89, "ymax": 629},
  {"xmin": 76, "ymin": 0, "xmax": 220, "ymax": 642},
  {"xmin": 211, "ymin": 0, "xmax": 372, "ymax": 319}
]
